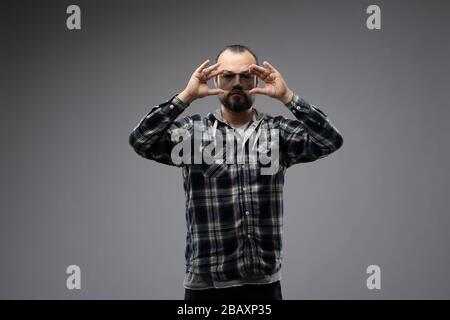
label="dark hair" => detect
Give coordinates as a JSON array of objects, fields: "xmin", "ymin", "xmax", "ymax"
[{"xmin": 215, "ymin": 44, "xmax": 259, "ymax": 65}]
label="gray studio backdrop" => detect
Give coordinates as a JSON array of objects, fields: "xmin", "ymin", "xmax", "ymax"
[{"xmin": 1, "ymin": 0, "xmax": 449, "ymax": 299}]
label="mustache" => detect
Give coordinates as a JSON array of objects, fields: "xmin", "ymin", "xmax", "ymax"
[{"xmin": 229, "ymin": 90, "xmax": 245, "ymax": 96}]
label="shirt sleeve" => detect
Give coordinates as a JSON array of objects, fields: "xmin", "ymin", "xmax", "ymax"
[
  {"xmin": 128, "ymin": 93, "xmax": 194, "ymax": 167},
  {"xmin": 279, "ymin": 93, "xmax": 344, "ymax": 168}
]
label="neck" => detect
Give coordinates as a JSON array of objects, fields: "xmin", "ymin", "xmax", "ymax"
[{"xmin": 220, "ymin": 106, "xmax": 254, "ymax": 128}]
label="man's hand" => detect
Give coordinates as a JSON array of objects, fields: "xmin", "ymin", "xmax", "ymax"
[
  {"xmin": 248, "ymin": 61, "xmax": 294, "ymax": 104},
  {"xmin": 178, "ymin": 59, "xmax": 225, "ymax": 105}
]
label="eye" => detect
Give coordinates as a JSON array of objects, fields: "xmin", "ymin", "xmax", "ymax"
[
  {"xmin": 223, "ymin": 74, "xmax": 234, "ymax": 79},
  {"xmin": 241, "ymin": 74, "xmax": 252, "ymax": 80}
]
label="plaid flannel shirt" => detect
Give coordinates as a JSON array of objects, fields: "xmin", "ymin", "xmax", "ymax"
[{"xmin": 128, "ymin": 92, "xmax": 343, "ymax": 282}]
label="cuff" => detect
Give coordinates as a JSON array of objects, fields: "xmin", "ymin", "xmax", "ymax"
[
  {"xmin": 284, "ymin": 93, "xmax": 312, "ymax": 114},
  {"xmin": 159, "ymin": 93, "xmax": 189, "ymax": 116},
  {"xmin": 171, "ymin": 94, "xmax": 190, "ymax": 109}
]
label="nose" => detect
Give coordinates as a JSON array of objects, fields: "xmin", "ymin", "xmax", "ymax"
[
  {"xmin": 231, "ymin": 74, "xmax": 243, "ymax": 87},
  {"xmin": 231, "ymin": 82, "xmax": 243, "ymax": 91}
]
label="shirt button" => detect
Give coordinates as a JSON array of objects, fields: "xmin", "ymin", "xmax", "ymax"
[
  {"xmin": 247, "ymin": 233, "xmax": 251, "ymax": 238},
  {"xmin": 245, "ymin": 211, "xmax": 250, "ymax": 215},
  {"xmin": 296, "ymin": 106, "xmax": 301, "ymax": 111},
  {"xmin": 169, "ymin": 104, "xmax": 174, "ymax": 109},
  {"xmin": 242, "ymin": 187, "xmax": 246, "ymax": 191}
]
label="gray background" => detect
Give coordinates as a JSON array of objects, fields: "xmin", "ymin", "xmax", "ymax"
[{"xmin": 1, "ymin": 0, "xmax": 449, "ymax": 299}]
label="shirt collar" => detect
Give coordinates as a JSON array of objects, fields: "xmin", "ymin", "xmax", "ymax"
[{"xmin": 207, "ymin": 106, "xmax": 267, "ymax": 128}]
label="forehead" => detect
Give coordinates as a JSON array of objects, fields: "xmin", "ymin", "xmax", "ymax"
[{"xmin": 217, "ymin": 50, "xmax": 257, "ymax": 72}]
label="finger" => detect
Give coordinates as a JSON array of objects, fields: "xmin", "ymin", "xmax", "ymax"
[
  {"xmin": 249, "ymin": 65, "xmax": 271, "ymax": 79},
  {"xmin": 196, "ymin": 59, "xmax": 211, "ymax": 73},
  {"xmin": 198, "ymin": 67, "xmax": 220, "ymax": 82},
  {"xmin": 202, "ymin": 62, "xmax": 221, "ymax": 75},
  {"xmin": 206, "ymin": 88, "xmax": 226, "ymax": 96},
  {"xmin": 263, "ymin": 61, "xmax": 278, "ymax": 73},
  {"xmin": 249, "ymin": 87, "xmax": 268, "ymax": 95},
  {"xmin": 249, "ymin": 68, "xmax": 269, "ymax": 82},
  {"xmin": 249, "ymin": 68, "xmax": 265, "ymax": 78},
  {"xmin": 198, "ymin": 69, "xmax": 222, "ymax": 83},
  {"xmin": 206, "ymin": 69, "xmax": 224, "ymax": 80},
  {"xmin": 249, "ymin": 64, "xmax": 269, "ymax": 73}
]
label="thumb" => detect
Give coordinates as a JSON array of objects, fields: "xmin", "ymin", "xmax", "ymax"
[
  {"xmin": 206, "ymin": 88, "xmax": 225, "ymax": 96},
  {"xmin": 249, "ymin": 87, "xmax": 267, "ymax": 95}
]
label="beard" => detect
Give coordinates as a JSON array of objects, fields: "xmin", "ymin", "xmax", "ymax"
[{"xmin": 218, "ymin": 89, "xmax": 255, "ymax": 113}]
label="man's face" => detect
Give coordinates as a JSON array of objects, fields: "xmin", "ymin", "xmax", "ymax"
[{"xmin": 214, "ymin": 50, "xmax": 258, "ymax": 113}]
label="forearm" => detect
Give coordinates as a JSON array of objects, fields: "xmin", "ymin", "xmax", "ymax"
[
  {"xmin": 284, "ymin": 93, "xmax": 343, "ymax": 151},
  {"xmin": 128, "ymin": 93, "xmax": 189, "ymax": 156},
  {"xmin": 177, "ymin": 89, "xmax": 195, "ymax": 105}
]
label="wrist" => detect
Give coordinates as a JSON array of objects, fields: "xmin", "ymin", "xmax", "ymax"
[
  {"xmin": 279, "ymin": 89, "xmax": 294, "ymax": 104},
  {"xmin": 178, "ymin": 90, "xmax": 195, "ymax": 105}
]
